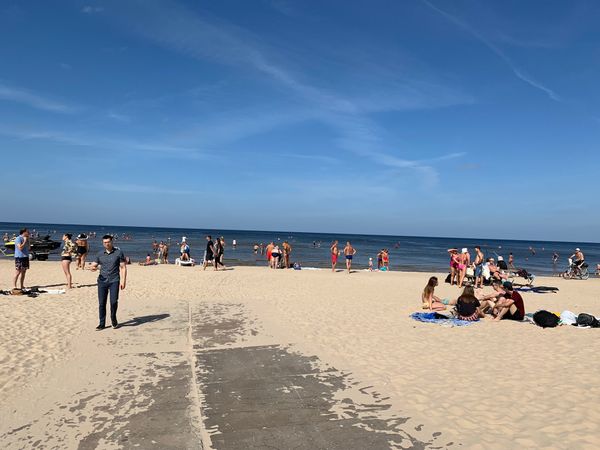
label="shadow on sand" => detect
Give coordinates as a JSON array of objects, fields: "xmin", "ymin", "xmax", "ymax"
[{"xmin": 119, "ymin": 314, "xmax": 170, "ymax": 327}]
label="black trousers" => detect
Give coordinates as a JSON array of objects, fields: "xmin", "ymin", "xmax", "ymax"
[{"xmin": 98, "ymin": 278, "xmax": 119, "ymax": 325}]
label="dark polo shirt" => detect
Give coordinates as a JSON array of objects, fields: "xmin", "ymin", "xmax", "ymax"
[{"xmin": 93, "ymin": 247, "xmax": 126, "ymax": 283}]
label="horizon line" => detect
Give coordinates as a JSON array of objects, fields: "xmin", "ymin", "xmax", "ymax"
[{"xmin": 0, "ymin": 220, "xmax": 597, "ymax": 246}]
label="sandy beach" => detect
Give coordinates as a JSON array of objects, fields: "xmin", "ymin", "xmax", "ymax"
[{"xmin": 1, "ymin": 259, "xmax": 599, "ymax": 449}]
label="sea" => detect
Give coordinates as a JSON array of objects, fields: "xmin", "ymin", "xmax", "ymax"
[{"xmin": 1, "ymin": 222, "xmax": 598, "ymax": 276}]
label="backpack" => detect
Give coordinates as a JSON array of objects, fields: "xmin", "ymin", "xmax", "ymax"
[
  {"xmin": 533, "ymin": 310, "xmax": 560, "ymax": 328},
  {"xmin": 576, "ymin": 313, "xmax": 600, "ymax": 328}
]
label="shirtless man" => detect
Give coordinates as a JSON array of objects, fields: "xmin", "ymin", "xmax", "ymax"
[
  {"xmin": 330, "ymin": 240, "xmax": 339, "ymax": 272},
  {"xmin": 569, "ymin": 248, "xmax": 585, "ymax": 274},
  {"xmin": 282, "ymin": 241, "xmax": 292, "ymax": 268},
  {"xmin": 265, "ymin": 242, "xmax": 274, "ymax": 268},
  {"xmin": 477, "ymin": 279, "xmax": 505, "ymax": 314},
  {"xmin": 343, "ymin": 241, "xmax": 356, "ymax": 273},
  {"xmin": 473, "ymin": 246, "xmax": 485, "ymax": 288}
]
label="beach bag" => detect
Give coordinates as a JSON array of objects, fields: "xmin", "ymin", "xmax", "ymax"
[
  {"xmin": 444, "ymin": 273, "xmax": 452, "ymax": 284},
  {"xmin": 533, "ymin": 310, "xmax": 560, "ymax": 328},
  {"xmin": 576, "ymin": 313, "xmax": 600, "ymax": 328}
]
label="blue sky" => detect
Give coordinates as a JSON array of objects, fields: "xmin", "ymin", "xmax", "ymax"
[{"xmin": 1, "ymin": 0, "xmax": 599, "ymax": 241}]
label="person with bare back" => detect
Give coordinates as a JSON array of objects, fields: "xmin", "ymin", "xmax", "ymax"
[
  {"xmin": 330, "ymin": 240, "xmax": 339, "ymax": 272},
  {"xmin": 343, "ymin": 241, "xmax": 356, "ymax": 273}
]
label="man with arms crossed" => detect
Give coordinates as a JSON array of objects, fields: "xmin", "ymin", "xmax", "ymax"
[
  {"xmin": 90, "ymin": 235, "xmax": 127, "ymax": 330},
  {"xmin": 13, "ymin": 228, "xmax": 30, "ymax": 290}
]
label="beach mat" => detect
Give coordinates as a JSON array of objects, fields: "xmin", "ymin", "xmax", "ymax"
[
  {"xmin": 410, "ymin": 312, "xmax": 477, "ymax": 327},
  {"xmin": 516, "ymin": 286, "xmax": 559, "ymax": 294}
]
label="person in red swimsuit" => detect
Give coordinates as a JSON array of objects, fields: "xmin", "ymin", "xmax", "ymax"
[{"xmin": 330, "ymin": 240, "xmax": 339, "ymax": 272}]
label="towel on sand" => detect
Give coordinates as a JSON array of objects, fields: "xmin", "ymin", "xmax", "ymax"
[{"xmin": 410, "ymin": 312, "xmax": 477, "ymax": 327}]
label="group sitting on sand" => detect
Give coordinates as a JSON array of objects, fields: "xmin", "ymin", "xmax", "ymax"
[{"xmin": 422, "ymin": 276, "xmax": 525, "ymax": 322}]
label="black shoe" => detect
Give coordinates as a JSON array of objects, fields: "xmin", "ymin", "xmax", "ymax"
[
  {"xmin": 112, "ymin": 322, "xmax": 120, "ymax": 329},
  {"xmin": 96, "ymin": 324, "xmax": 106, "ymax": 331}
]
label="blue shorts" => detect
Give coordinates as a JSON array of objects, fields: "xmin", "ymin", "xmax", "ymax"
[
  {"xmin": 345, "ymin": 255, "xmax": 353, "ymax": 260},
  {"xmin": 475, "ymin": 264, "xmax": 483, "ymax": 277}
]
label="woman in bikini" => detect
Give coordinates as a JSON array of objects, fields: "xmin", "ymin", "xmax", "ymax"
[
  {"xmin": 382, "ymin": 249, "xmax": 390, "ymax": 271},
  {"xmin": 447, "ymin": 249, "xmax": 460, "ymax": 285},
  {"xmin": 75, "ymin": 234, "xmax": 89, "ymax": 270},
  {"xmin": 422, "ymin": 276, "xmax": 446, "ymax": 311},
  {"xmin": 61, "ymin": 233, "xmax": 77, "ymax": 289}
]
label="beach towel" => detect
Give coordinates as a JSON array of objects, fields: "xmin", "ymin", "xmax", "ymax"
[
  {"xmin": 516, "ymin": 286, "xmax": 559, "ymax": 294},
  {"xmin": 410, "ymin": 312, "xmax": 477, "ymax": 327}
]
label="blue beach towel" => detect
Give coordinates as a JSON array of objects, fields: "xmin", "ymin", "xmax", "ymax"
[{"xmin": 410, "ymin": 312, "xmax": 477, "ymax": 327}]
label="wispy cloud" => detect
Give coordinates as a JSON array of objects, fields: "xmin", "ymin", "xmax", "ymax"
[
  {"xmin": 0, "ymin": 82, "xmax": 78, "ymax": 113},
  {"xmin": 82, "ymin": 6, "xmax": 104, "ymax": 14},
  {"xmin": 421, "ymin": 0, "xmax": 560, "ymax": 102},
  {"xmin": 0, "ymin": 125, "xmax": 206, "ymax": 159},
  {"xmin": 87, "ymin": 182, "xmax": 198, "ymax": 195},
  {"xmin": 280, "ymin": 153, "xmax": 339, "ymax": 165},
  {"xmin": 117, "ymin": 1, "xmax": 467, "ymax": 185}
]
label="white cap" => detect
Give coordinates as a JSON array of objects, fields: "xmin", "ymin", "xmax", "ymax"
[
  {"xmin": 369, "ymin": 257, "xmax": 373, "ymax": 260},
  {"xmin": 498, "ymin": 256, "xmax": 504, "ymax": 261},
  {"xmin": 575, "ymin": 248, "xmax": 580, "ymax": 251},
  {"xmin": 461, "ymin": 248, "xmax": 468, "ymax": 254},
  {"xmin": 182, "ymin": 236, "xmax": 187, "ymax": 242}
]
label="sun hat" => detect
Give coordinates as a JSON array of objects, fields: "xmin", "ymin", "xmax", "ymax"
[
  {"xmin": 461, "ymin": 248, "xmax": 468, "ymax": 253},
  {"xmin": 497, "ymin": 256, "xmax": 504, "ymax": 261}
]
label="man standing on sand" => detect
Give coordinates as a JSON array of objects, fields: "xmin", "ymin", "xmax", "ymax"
[
  {"xmin": 266, "ymin": 241, "xmax": 274, "ymax": 268},
  {"xmin": 203, "ymin": 235, "xmax": 215, "ymax": 271},
  {"xmin": 282, "ymin": 241, "xmax": 292, "ymax": 268},
  {"xmin": 13, "ymin": 228, "xmax": 30, "ymax": 291},
  {"xmin": 330, "ymin": 240, "xmax": 339, "ymax": 272},
  {"xmin": 474, "ymin": 246, "xmax": 484, "ymax": 288},
  {"xmin": 343, "ymin": 241, "xmax": 356, "ymax": 273},
  {"xmin": 90, "ymin": 235, "xmax": 127, "ymax": 330}
]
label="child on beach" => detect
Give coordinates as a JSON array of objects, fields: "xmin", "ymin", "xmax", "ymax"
[
  {"xmin": 421, "ymin": 277, "xmax": 447, "ymax": 311},
  {"xmin": 368, "ymin": 257, "xmax": 373, "ymax": 271}
]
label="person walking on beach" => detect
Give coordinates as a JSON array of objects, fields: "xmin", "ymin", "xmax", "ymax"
[
  {"xmin": 214, "ymin": 237, "xmax": 226, "ymax": 270},
  {"xmin": 331, "ymin": 240, "xmax": 339, "ymax": 272},
  {"xmin": 13, "ymin": 228, "xmax": 30, "ymax": 291},
  {"xmin": 75, "ymin": 234, "xmax": 89, "ymax": 270},
  {"xmin": 203, "ymin": 235, "xmax": 215, "ymax": 270},
  {"xmin": 343, "ymin": 241, "xmax": 356, "ymax": 273},
  {"xmin": 61, "ymin": 233, "xmax": 77, "ymax": 289},
  {"xmin": 90, "ymin": 235, "xmax": 127, "ymax": 330}
]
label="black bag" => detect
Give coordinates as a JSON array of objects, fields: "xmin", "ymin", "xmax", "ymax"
[
  {"xmin": 533, "ymin": 310, "xmax": 560, "ymax": 328},
  {"xmin": 444, "ymin": 273, "xmax": 452, "ymax": 284},
  {"xmin": 576, "ymin": 313, "xmax": 600, "ymax": 328}
]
